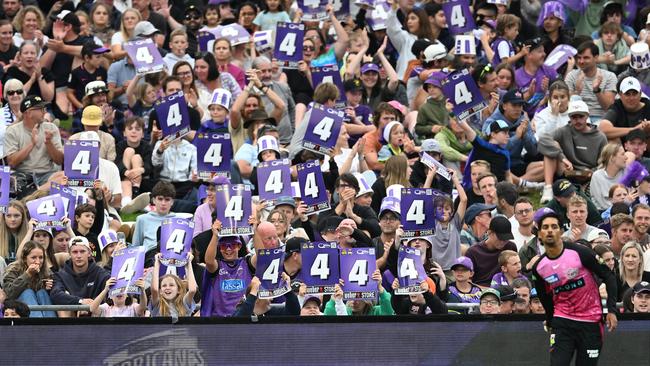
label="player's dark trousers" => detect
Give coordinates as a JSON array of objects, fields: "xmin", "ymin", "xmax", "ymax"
[{"xmin": 550, "ymin": 317, "xmax": 603, "ymax": 366}]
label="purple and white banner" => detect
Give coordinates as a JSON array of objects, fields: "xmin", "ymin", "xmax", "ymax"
[
  {"xmin": 154, "ymin": 91, "xmax": 191, "ymax": 143},
  {"xmin": 340, "ymin": 247, "xmax": 378, "ymax": 301},
  {"xmin": 27, "ymin": 194, "xmax": 65, "ymax": 230},
  {"xmin": 543, "ymin": 44, "xmax": 577, "ymax": 70},
  {"xmin": 420, "ymin": 152, "xmax": 451, "ymax": 181},
  {"xmin": 64, "ymin": 139, "xmax": 99, "ymax": 187},
  {"xmin": 257, "ymin": 158, "xmax": 292, "ymax": 203},
  {"xmin": 160, "ymin": 218, "xmax": 194, "ymax": 267},
  {"xmin": 215, "ymin": 184, "xmax": 253, "ymax": 236},
  {"xmin": 215, "ymin": 24, "xmax": 250, "ymax": 46},
  {"xmin": 0, "ymin": 166, "xmax": 10, "ymax": 214},
  {"xmin": 197, "ymin": 30, "xmax": 216, "ymax": 53},
  {"xmin": 123, "ymin": 38, "xmax": 164, "ymax": 75},
  {"xmin": 193, "ymin": 132, "xmax": 232, "ymax": 180},
  {"xmin": 301, "ymin": 242, "xmax": 340, "ymax": 294},
  {"xmin": 49, "ymin": 182, "xmax": 78, "ymax": 225},
  {"xmin": 310, "ymin": 65, "xmax": 347, "ymax": 107},
  {"xmin": 442, "ymin": 0, "xmax": 476, "ymax": 35},
  {"xmin": 441, "ymin": 68, "xmax": 487, "ymax": 120},
  {"xmin": 296, "ymin": 160, "xmax": 330, "ymax": 215},
  {"xmin": 273, "ymin": 22, "xmax": 304, "ymax": 68},
  {"xmin": 400, "ymin": 188, "xmax": 436, "ymax": 237},
  {"xmin": 110, "ymin": 246, "xmax": 145, "ymax": 297},
  {"xmin": 256, "ymin": 246, "xmax": 291, "ymax": 299},
  {"xmin": 395, "ymin": 246, "xmax": 427, "ymax": 295},
  {"xmin": 253, "ymin": 30, "xmax": 273, "ymax": 54},
  {"xmin": 366, "ymin": 0, "xmax": 390, "ymax": 31},
  {"xmin": 297, "ymin": 0, "xmax": 328, "ymax": 21},
  {"xmin": 302, "ymin": 103, "xmax": 345, "ymax": 155}
]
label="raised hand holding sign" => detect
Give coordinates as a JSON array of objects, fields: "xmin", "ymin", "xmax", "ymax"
[
  {"xmin": 274, "ymin": 22, "xmax": 304, "ymax": 68},
  {"xmin": 301, "ymin": 242, "xmax": 340, "ymax": 294}
]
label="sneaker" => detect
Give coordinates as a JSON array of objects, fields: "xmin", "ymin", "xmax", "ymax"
[
  {"xmin": 121, "ymin": 192, "xmax": 150, "ymax": 214},
  {"xmin": 540, "ymin": 185, "xmax": 553, "ymax": 204},
  {"xmin": 523, "ymin": 180, "xmax": 545, "ymax": 190}
]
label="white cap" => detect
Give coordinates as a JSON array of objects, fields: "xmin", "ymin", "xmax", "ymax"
[
  {"xmin": 69, "ymin": 236, "xmax": 91, "ymax": 250},
  {"xmin": 354, "ymin": 173, "xmax": 373, "ymax": 197},
  {"xmin": 257, "ymin": 135, "xmax": 280, "ymax": 157},
  {"xmin": 630, "ymin": 42, "xmax": 650, "ymax": 70},
  {"xmin": 620, "ymin": 76, "xmax": 642, "ymax": 93},
  {"xmin": 423, "ymin": 42, "xmax": 451, "ymax": 62},
  {"xmin": 208, "ymin": 88, "xmax": 232, "ymax": 111},
  {"xmin": 567, "ymin": 98, "xmax": 590, "ymax": 116}
]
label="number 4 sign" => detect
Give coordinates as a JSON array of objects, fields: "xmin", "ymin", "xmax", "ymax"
[
  {"xmin": 215, "ymin": 184, "xmax": 253, "ymax": 236},
  {"xmin": 301, "ymin": 242, "xmax": 340, "ymax": 294},
  {"xmin": 154, "ymin": 91, "xmax": 191, "ymax": 143},
  {"xmin": 302, "ymin": 103, "xmax": 345, "ymax": 155},
  {"xmin": 256, "ymin": 247, "xmax": 292, "ymax": 299},
  {"xmin": 160, "ymin": 218, "xmax": 194, "ymax": 267},
  {"xmin": 274, "ymin": 22, "xmax": 304, "ymax": 68},
  {"xmin": 442, "ymin": 0, "xmax": 475, "ymax": 35},
  {"xmin": 395, "ymin": 246, "xmax": 427, "ymax": 295},
  {"xmin": 296, "ymin": 160, "xmax": 330, "ymax": 215},
  {"xmin": 123, "ymin": 38, "xmax": 164, "ymax": 74},
  {"xmin": 110, "ymin": 246, "xmax": 145, "ymax": 297},
  {"xmin": 64, "ymin": 139, "xmax": 99, "ymax": 187},
  {"xmin": 0, "ymin": 166, "xmax": 10, "ymax": 214},
  {"xmin": 400, "ymin": 188, "xmax": 436, "ymax": 237},
  {"xmin": 193, "ymin": 132, "xmax": 232, "ymax": 180},
  {"xmin": 441, "ymin": 68, "xmax": 487, "ymax": 120},
  {"xmin": 340, "ymin": 248, "xmax": 378, "ymax": 301}
]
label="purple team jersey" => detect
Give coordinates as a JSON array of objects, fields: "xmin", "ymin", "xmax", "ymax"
[{"xmin": 202, "ymin": 258, "xmax": 253, "ymax": 317}]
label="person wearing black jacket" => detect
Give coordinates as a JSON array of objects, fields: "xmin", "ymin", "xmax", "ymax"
[
  {"xmin": 72, "ymin": 191, "xmax": 105, "ymax": 262},
  {"xmin": 390, "ymin": 278, "xmax": 447, "ymax": 315},
  {"xmin": 233, "ymin": 274, "xmax": 300, "ymax": 317},
  {"xmin": 51, "ymin": 237, "xmax": 110, "ymax": 312}
]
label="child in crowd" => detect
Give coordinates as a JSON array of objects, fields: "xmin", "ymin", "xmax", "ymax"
[
  {"xmin": 68, "ymin": 42, "xmax": 109, "ymax": 110},
  {"xmin": 115, "ymin": 117, "xmax": 154, "ymax": 206},
  {"xmin": 632, "ymin": 176, "xmax": 650, "ymax": 206},
  {"xmin": 491, "ymin": 14, "xmax": 527, "ymax": 65},
  {"xmin": 378, "ymin": 121, "xmax": 406, "ymax": 163},
  {"xmin": 202, "ymin": 4, "xmax": 220, "ymax": 32},
  {"xmin": 2, "ymin": 299, "xmax": 30, "ymax": 318},
  {"xmin": 415, "ymin": 72, "xmax": 450, "ymax": 141},
  {"xmin": 163, "ymin": 29, "xmax": 195, "ymax": 73},
  {"xmin": 446, "ymin": 256, "xmax": 482, "ymax": 304},
  {"xmin": 602, "ymin": 184, "xmax": 632, "ymax": 221},
  {"xmin": 198, "ymin": 88, "xmax": 231, "ymax": 134},
  {"xmin": 430, "ymin": 170, "xmax": 468, "ymax": 271},
  {"xmin": 132, "ymin": 182, "xmax": 177, "ymax": 253},
  {"xmin": 253, "ymin": 0, "xmax": 291, "ymax": 32},
  {"xmin": 390, "ymin": 278, "xmax": 447, "ymax": 315},
  {"xmin": 151, "ymin": 252, "xmax": 197, "ymax": 317},
  {"xmin": 324, "ymin": 270, "xmax": 394, "ymax": 315},
  {"xmin": 96, "ymin": 230, "xmax": 121, "ymax": 271},
  {"xmin": 73, "ymin": 203, "xmax": 104, "ymax": 262},
  {"xmin": 491, "ymin": 250, "xmax": 526, "ymax": 287},
  {"xmin": 90, "ymin": 276, "xmax": 147, "ymax": 317},
  {"xmin": 152, "ymin": 130, "xmax": 199, "ymax": 203}
]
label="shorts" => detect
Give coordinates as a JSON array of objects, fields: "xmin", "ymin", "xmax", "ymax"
[{"xmin": 549, "ymin": 317, "xmax": 603, "ymax": 366}]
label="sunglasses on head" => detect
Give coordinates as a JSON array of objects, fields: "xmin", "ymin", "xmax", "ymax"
[
  {"xmin": 479, "ymin": 63, "xmax": 493, "ymax": 81},
  {"xmin": 7, "ymin": 89, "xmax": 23, "ymax": 96}
]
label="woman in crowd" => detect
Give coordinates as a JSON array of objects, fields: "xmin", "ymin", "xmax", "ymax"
[
  {"xmin": 89, "ymin": 1, "xmax": 115, "ymax": 47},
  {"xmin": 617, "ymin": 242, "xmax": 650, "ymax": 301},
  {"xmin": 213, "ymin": 37, "xmax": 246, "ymax": 89},
  {"xmin": 110, "ymin": 8, "xmax": 141, "ymax": 60},
  {"xmin": 3, "ymin": 41, "xmax": 54, "ymax": 102},
  {"xmin": 0, "ymin": 200, "xmax": 29, "ymax": 264},
  {"xmin": 1, "ymin": 79, "xmax": 25, "ymax": 125},
  {"xmin": 194, "ymin": 52, "xmax": 241, "ymax": 112},
  {"xmin": 12, "ymin": 6, "xmax": 47, "ymax": 49}
]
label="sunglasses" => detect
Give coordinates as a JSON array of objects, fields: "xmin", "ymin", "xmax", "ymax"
[
  {"xmin": 479, "ymin": 63, "xmax": 493, "ymax": 81},
  {"xmin": 185, "ymin": 14, "xmax": 201, "ymax": 20},
  {"xmin": 7, "ymin": 89, "xmax": 23, "ymax": 96},
  {"xmin": 219, "ymin": 242, "xmax": 240, "ymax": 250},
  {"xmin": 303, "ymin": 46, "xmax": 315, "ymax": 51}
]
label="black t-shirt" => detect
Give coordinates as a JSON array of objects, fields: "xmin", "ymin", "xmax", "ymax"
[
  {"xmin": 0, "ymin": 44, "xmax": 17, "ymax": 65},
  {"xmin": 2, "ymin": 66, "xmax": 55, "ymax": 99},
  {"xmin": 49, "ymin": 36, "xmax": 86, "ymax": 88},
  {"xmin": 603, "ymin": 98, "xmax": 650, "ymax": 131},
  {"xmin": 68, "ymin": 64, "xmax": 108, "ymax": 101},
  {"xmin": 284, "ymin": 68, "xmax": 313, "ymax": 105}
]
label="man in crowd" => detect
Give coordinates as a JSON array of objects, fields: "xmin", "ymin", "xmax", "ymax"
[
  {"xmin": 461, "ymin": 203, "xmax": 495, "ymax": 247},
  {"xmin": 465, "ymin": 216, "xmax": 518, "ymax": 286},
  {"xmin": 510, "ymin": 198, "xmax": 535, "ymax": 251},
  {"xmin": 599, "ymin": 76, "xmax": 650, "ymax": 142}
]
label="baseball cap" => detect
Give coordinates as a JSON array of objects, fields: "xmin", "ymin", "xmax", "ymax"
[
  {"xmin": 20, "ymin": 95, "xmax": 49, "ymax": 113},
  {"xmin": 423, "ymin": 42, "xmax": 452, "ymax": 62},
  {"xmin": 318, "ymin": 216, "xmax": 344, "ymax": 234},
  {"xmin": 134, "ymin": 21, "xmax": 160, "ymax": 38},
  {"xmin": 387, "ymin": 100, "xmax": 407, "ymax": 117},
  {"xmin": 343, "ymin": 78, "xmax": 363, "ymax": 92},
  {"xmin": 285, "ymin": 237, "xmax": 307, "ymax": 257},
  {"xmin": 627, "ymin": 129, "xmax": 647, "ymax": 142},
  {"xmin": 489, "ymin": 216, "xmax": 514, "ymax": 241},
  {"xmin": 502, "ymin": 89, "xmax": 525, "ymax": 105},
  {"xmin": 524, "ymin": 37, "xmax": 544, "ymax": 50},
  {"xmin": 421, "ymin": 139, "xmax": 441, "ymax": 154},
  {"xmin": 81, "ymin": 42, "xmax": 110, "ymax": 57},
  {"xmin": 275, "ymin": 196, "xmax": 296, "ymax": 208},
  {"xmin": 378, "ymin": 196, "xmax": 401, "ymax": 218},
  {"xmin": 567, "ymin": 98, "xmax": 590, "ymax": 117},
  {"xmin": 98, "ymin": 230, "xmax": 119, "ymax": 252},
  {"xmin": 81, "ymin": 105, "xmax": 102, "ymax": 126},
  {"xmin": 361, "ymin": 63, "xmax": 380, "ymax": 74},
  {"xmin": 494, "ymin": 285, "xmax": 517, "ymax": 301},
  {"xmin": 480, "ymin": 288, "xmax": 501, "ymax": 302},
  {"xmin": 450, "ymin": 256, "xmax": 474, "ymax": 272},
  {"xmin": 57, "ymin": 9, "xmax": 81, "ymax": 27},
  {"xmin": 85, "ymin": 80, "xmax": 108, "ymax": 97},
  {"xmin": 464, "ymin": 203, "xmax": 495, "ymax": 225},
  {"xmin": 633, "ymin": 281, "xmax": 650, "ymax": 294},
  {"xmin": 620, "ymin": 76, "xmax": 642, "ymax": 93},
  {"xmin": 302, "ymin": 294, "xmax": 322, "ymax": 308},
  {"xmin": 69, "ymin": 236, "xmax": 91, "ymax": 250},
  {"xmin": 485, "ymin": 119, "xmax": 510, "ymax": 135},
  {"xmin": 533, "ymin": 207, "xmax": 556, "ymax": 225},
  {"xmin": 552, "ymin": 179, "xmax": 576, "ymax": 198},
  {"xmin": 411, "ymin": 39, "xmax": 433, "ymax": 57},
  {"xmin": 586, "ymin": 229, "xmax": 610, "ymax": 242},
  {"xmin": 423, "ymin": 72, "xmax": 446, "ymax": 89}
]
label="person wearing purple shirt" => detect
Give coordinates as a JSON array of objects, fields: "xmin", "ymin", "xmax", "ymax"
[
  {"xmin": 202, "ymin": 221, "xmax": 255, "ymax": 317},
  {"xmin": 514, "ymin": 38, "xmax": 558, "ymax": 117}
]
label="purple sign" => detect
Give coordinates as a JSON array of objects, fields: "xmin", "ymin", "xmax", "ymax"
[
  {"xmin": 110, "ymin": 246, "xmax": 145, "ymax": 297},
  {"xmin": 215, "ymin": 23, "xmax": 250, "ymax": 46},
  {"xmin": 301, "ymin": 241, "xmax": 340, "ymax": 294},
  {"xmin": 257, "ymin": 158, "xmax": 292, "ymax": 203},
  {"xmin": 332, "ymin": 0, "xmax": 350, "ymax": 18},
  {"xmin": 49, "ymin": 182, "xmax": 78, "ymax": 225},
  {"xmin": 395, "ymin": 246, "xmax": 427, "ymax": 295},
  {"xmin": 0, "ymin": 166, "xmax": 10, "ymax": 214},
  {"xmin": 256, "ymin": 247, "xmax": 291, "ymax": 299},
  {"xmin": 442, "ymin": 0, "xmax": 476, "ymax": 35},
  {"xmin": 160, "ymin": 218, "xmax": 194, "ymax": 267},
  {"xmin": 297, "ymin": 0, "xmax": 328, "ymax": 21},
  {"xmin": 26, "ymin": 194, "xmax": 65, "ymax": 230},
  {"xmin": 366, "ymin": 0, "xmax": 390, "ymax": 31},
  {"xmin": 400, "ymin": 188, "xmax": 436, "ymax": 237},
  {"xmin": 154, "ymin": 91, "xmax": 191, "ymax": 142},
  {"xmin": 215, "ymin": 184, "xmax": 253, "ymax": 236},
  {"xmin": 158, "ymin": 264, "xmax": 187, "ymax": 279},
  {"xmin": 340, "ymin": 247, "xmax": 378, "ymax": 301},
  {"xmin": 123, "ymin": 38, "xmax": 164, "ymax": 74},
  {"xmin": 441, "ymin": 69, "xmax": 487, "ymax": 120},
  {"xmin": 253, "ymin": 30, "xmax": 273, "ymax": 54},
  {"xmin": 296, "ymin": 160, "xmax": 330, "ymax": 215},
  {"xmin": 64, "ymin": 139, "xmax": 99, "ymax": 187},
  {"xmin": 310, "ymin": 65, "xmax": 347, "ymax": 107},
  {"xmin": 193, "ymin": 132, "xmax": 232, "ymax": 180},
  {"xmin": 198, "ymin": 30, "xmax": 216, "ymax": 53},
  {"xmin": 544, "ymin": 44, "xmax": 577, "ymax": 70},
  {"xmin": 302, "ymin": 103, "xmax": 345, "ymax": 155},
  {"xmin": 273, "ymin": 22, "xmax": 304, "ymax": 68}
]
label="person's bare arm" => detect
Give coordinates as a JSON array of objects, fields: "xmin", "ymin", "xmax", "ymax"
[{"xmin": 327, "ymin": 5, "xmax": 349, "ymax": 61}]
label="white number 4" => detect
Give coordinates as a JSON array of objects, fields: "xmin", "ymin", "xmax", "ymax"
[
  {"xmin": 349, "ymin": 259, "xmax": 368, "ymax": 286},
  {"xmin": 204, "ymin": 143, "xmax": 223, "ymax": 167},
  {"xmin": 313, "ymin": 116, "xmax": 334, "ymax": 141},
  {"xmin": 224, "ymin": 195, "xmax": 243, "ymax": 222},
  {"xmin": 450, "ymin": 5, "xmax": 466, "ymax": 28},
  {"xmin": 166, "ymin": 229, "xmax": 186, "ymax": 253},
  {"xmin": 400, "ymin": 258, "xmax": 419, "ymax": 279},
  {"xmin": 37, "ymin": 200, "xmax": 56, "ymax": 217},
  {"xmin": 117, "ymin": 257, "xmax": 136, "ymax": 280},
  {"xmin": 167, "ymin": 103, "xmax": 182, "ymax": 127},
  {"xmin": 279, "ymin": 33, "xmax": 296, "ymax": 56},
  {"xmin": 406, "ymin": 200, "xmax": 425, "ymax": 225},
  {"xmin": 310, "ymin": 253, "xmax": 330, "ymax": 280},
  {"xmin": 265, "ymin": 169, "xmax": 283, "ymax": 194},
  {"xmin": 262, "ymin": 258, "xmax": 280, "ymax": 284},
  {"xmin": 72, "ymin": 150, "xmax": 91, "ymax": 175},
  {"xmin": 454, "ymin": 81, "xmax": 473, "ymax": 105},
  {"xmin": 304, "ymin": 172, "xmax": 319, "ymax": 198},
  {"xmin": 136, "ymin": 46, "xmax": 154, "ymax": 64}
]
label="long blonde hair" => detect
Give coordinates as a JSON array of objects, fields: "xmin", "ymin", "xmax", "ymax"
[
  {"xmin": 120, "ymin": 8, "xmax": 142, "ymax": 41},
  {"xmin": 0, "ymin": 200, "xmax": 29, "ymax": 258},
  {"xmin": 383, "ymin": 155, "xmax": 411, "ymax": 188},
  {"xmin": 158, "ymin": 274, "xmax": 188, "ymax": 317},
  {"xmin": 619, "ymin": 241, "xmax": 644, "ymax": 283},
  {"xmin": 7, "ymin": 241, "xmax": 52, "ymax": 289},
  {"xmin": 598, "ymin": 143, "xmax": 623, "ymax": 169}
]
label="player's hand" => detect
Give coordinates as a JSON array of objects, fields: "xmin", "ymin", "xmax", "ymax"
[{"xmin": 606, "ymin": 313, "xmax": 617, "ymax": 332}]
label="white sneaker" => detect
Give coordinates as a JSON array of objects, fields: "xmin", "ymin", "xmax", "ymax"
[
  {"xmin": 524, "ymin": 180, "xmax": 546, "ymax": 190},
  {"xmin": 540, "ymin": 185, "xmax": 553, "ymax": 204}
]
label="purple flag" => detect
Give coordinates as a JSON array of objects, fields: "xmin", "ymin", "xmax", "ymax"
[
  {"xmin": 340, "ymin": 247, "xmax": 378, "ymax": 301},
  {"xmin": 215, "ymin": 184, "xmax": 253, "ymax": 236},
  {"xmin": 400, "ymin": 188, "xmax": 436, "ymax": 237},
  {"xmin": 160, "ymin": 218, "xmax": 194, "ymax": 267},
  {"xmin": 0, "ymin": 166, "xmax": 10, "ymax": 214},
  {"xmin": 64, "ymin": 139, "xmax": 99, "ymax": 188},
  {"xmin": 366, "ymin": 0, "xmax": 389, "ymax": 31},
  {"xmin": 297, "ymin": 0, "xmax": 328, "ymax": 21},
  {"xmin": 301, "ymin": 242, "xmax": 340, "ymax": 294},
  {"xmin": 215, "ymin": 23, "xmax": 250, "ymax": 46},
  {"xmin": 198, "ymin": 30, "xmax": 216, "ymax": 53},
  {"xmin": 123, "ymin": 38, "xmax": 164, "ymax": 74},
  {"xmin": 110, "ymin": 246, "xmax": 145, "ymax": 297},
  {"xmin": 273, "ymin": 22, "xmax": 304, "ymax": 68},
  {"xmin": 544, "ymin": 45, "xmax": 577, "ymax": 70},
  {"xmin": 257, "ymin": 158, "xmax": 292, "ymax": 203},
  {"xmin": 296, "ymin": 160, "xmax": 330, "ymax": 215},
  {"xmin": 193, "ymin": 132, "xmax": 232, "ymax": 180},
  {"xmin": 302, "ymin": 103, "xmax": 345, "ymax": 155},
  {"xmin": 310, "ymin": 65, "xmax": 347, "ymax": 107},
  {"xmin": 49, "ymin": 182, "xmax": 78, "ymax": 226},
  {"xmin": 256, "ymin": 247, "xmax": 291, "ymax": 299},
  {"xmin": 154, "ymin": 91, "xmax": 191, "ymax": 142},
  {"xmin": 442, "ymin": 0, "xmax": 476, "ymax": 35},
  {"xmin": 441, "ymin": 68, "xmax": 487, "ymax": 120},
  {"xmin": 26, "ymin": 194, "xmax": 65, "ymax": 231},
  {"xmin": 395, "ymin": 246, "xmax": 427, "ymax": 295}
]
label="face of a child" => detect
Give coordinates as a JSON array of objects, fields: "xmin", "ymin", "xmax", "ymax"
[
  {"xmin": 440, "ymin": 203, "xmax": 453, "ymax": 222},
  {"xmin": 160, "ymin": 277, "xmax": 180, "ymax": 300},
  {"xmin": 170, "ymin": 35, "xmax": 188, "ymax": 56},
  {"xmin": 87, "ymin": 53, "xmax": 103, "ymax": 69},
  {"xmin": 389, "ymin": 125, "xmax": 405, "ymax": 146},
  {"xmin": 470, "ymin": 165, "xmax": 488, "ymax": 189},
  {"xmin": 491, "ymin": 130, "xmax": 509, "ymax": 146},
  {"xmin": 602, "ymin": 31, "xmax": 618, "ymax": 47},
  {"xmin": 219, "ymin": 242, "xmax": 241, "ymax": 261},
  {"xmin": 261, "ymin": 149, "xmax": 277, "ymax": 162},
  {"xmin": 105, "ymin": 242, "xmax": 117, "ymax": 258},
  {"xmin": 496, "ymin": 69, "xmax": 512, "ymax": 90},
  {"xmin": 77, "ymin": 212, "xmax": 95, "ymax": 229},
  {"xmin": 503, "ymin": 256, "xmax": 521, "ymax": 276},
  {"xmin": 3, "ymin": 309, "xmax": 20, "ymax": 318},
  {"xmin": 355, "ymin": 192, "xmax": 372, "ymax": 207},
  {"xmin": 208, "ymin": 104, "xmax": 228, "ymax": 122},
  {"xmin": 426, "ymin": 85, "xmax": 442, "ymax": 99},
  {"xmin": 124, "ymin": 123, "xmax": 144, "ymax": 144},
  {"xmin": 205, "ymin": 8, "xmax": 219, "ymax": 26},
  {"xmin": 112, "ymin": 292, "xmax": 127, "ymax": 306},
  {"xmin": 452, "ymin": 267, "xmax": 472, "ymax": 282},
  {"xmin": 346, "ymin": 90, "xmax": 362, "ymax": 106},
  {"xmin": 505, "ymin": 25, "xmax": 519, "ymax": 40},
  {"xmin": 154, "ymin": 196, "xmax": 174, "ymax": 215}
]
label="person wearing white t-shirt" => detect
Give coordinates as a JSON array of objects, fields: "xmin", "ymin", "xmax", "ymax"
[{"xmin": 510, "ymin": 198, "xmax": 535, "ymax": 251}]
